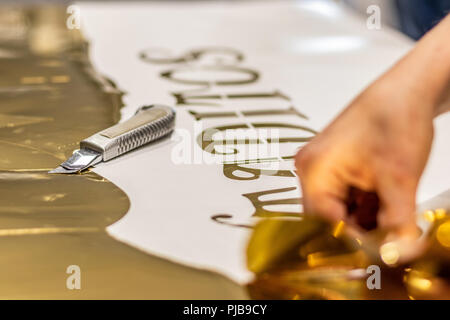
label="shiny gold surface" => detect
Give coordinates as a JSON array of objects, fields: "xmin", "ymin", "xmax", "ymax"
[
  {"xmin": 0, "ymin": 7, "xmax": 122, "ymax": 170},
  {"xmin": 247, "ymin": 209, "xmax": 450, "ymax": 300},
  {"xmin": 404, "ymin": 210, "xmax": 450, "ymax": 299},
  {"xmin": 0, "ymin": 5, "xmax": 246, "ymax": 299},
  {"xmin": 247, "ymin": 217, "xmax": 368, "ymax": 299}
]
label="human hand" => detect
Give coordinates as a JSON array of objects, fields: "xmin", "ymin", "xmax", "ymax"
[
  {"xmin": 295, "ymin": 76, "xmax": 434, "ymax": 235},
  {"xmin": 296, "ymin": 14, "xmax": 450, "ymax": 238}
]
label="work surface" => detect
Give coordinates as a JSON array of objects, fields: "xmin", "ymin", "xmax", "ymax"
[{"xmin": 76, "ymin": 0, "xmax": 450, "ymax": 284}]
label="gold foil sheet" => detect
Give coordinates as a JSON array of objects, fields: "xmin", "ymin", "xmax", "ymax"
[
  {"xmin": 0, "ymin": 5, "xmax": 245, "ymax": 299},
  {"xmin": 247, "ymin": 209, "xmax": 450, "ymax": 300}
]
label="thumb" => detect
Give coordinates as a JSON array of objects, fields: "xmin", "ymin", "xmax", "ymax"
[
  {"xmin": 299, "ymin": 164, "xmax": 348, "ymax": 224},
  {"xmin": 301, "ymin": 178, "xmax": 347, "ymax": 224},
  {"xmin": 376, "ymin": 176, "xmax": 418, "ymax": 233},
  {"xmin": 374, "ymin": 178, "xmax": 423, "ymax": 264}
]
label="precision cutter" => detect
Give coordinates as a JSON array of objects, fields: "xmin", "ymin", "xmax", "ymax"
[{"xmin": 49, "ymin": 104, "xmax": 176, "ymax": 174}]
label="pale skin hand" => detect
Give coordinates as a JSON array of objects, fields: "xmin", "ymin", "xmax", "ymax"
[{"xmin": 295, "ymin": 14, "xmax": 450, "ymax": 235}]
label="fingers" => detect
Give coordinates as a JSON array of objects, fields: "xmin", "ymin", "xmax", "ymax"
[
  {"xmin": 376, "ymin": 172, "xmax": 418, "ymax": 233},
  {"xmin": 377, "ymin": 178, "xmax": 423, "ymax": 263},
  {"xmin": 303, "ymin": 190, "xmax": 347, "ymax": 223},
  {"xmin": 379, "ymin": 222, "xmax": 424, "ymax": 264},
  {"xmin": 296, "ymin": 148, "xmax": 347, "ymax": 224}
]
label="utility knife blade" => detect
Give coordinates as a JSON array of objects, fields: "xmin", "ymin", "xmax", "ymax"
[{"xmin": 49, "ymin": 104, "xmax": 176, "ymax": 174}]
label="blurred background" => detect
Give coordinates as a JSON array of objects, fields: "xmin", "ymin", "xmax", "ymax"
[
  {"xmin": 344, "ymin": 0, "xmax": 450, "ymax": 40},
  {"xmin": 5, "ymin": 0, "xmax": 450, "ymax": 40}
]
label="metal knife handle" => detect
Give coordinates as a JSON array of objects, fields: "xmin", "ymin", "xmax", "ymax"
[{"xmin": 80, "ymin": 104, "xmax": 175, "ymax": 161}]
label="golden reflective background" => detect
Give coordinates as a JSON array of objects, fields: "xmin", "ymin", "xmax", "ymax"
[
  {"xmin": 0, "ymin": 5, "xmax": 246, "ymax": 299},
  {"xmin": 247, "ymin": 209, "xmax": 450, "ymax": 300}
]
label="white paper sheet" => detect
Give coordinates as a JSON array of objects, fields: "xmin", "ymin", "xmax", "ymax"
[{"xmin": 77, "ymin": 0, "xmax": 450, "ymax": 283}]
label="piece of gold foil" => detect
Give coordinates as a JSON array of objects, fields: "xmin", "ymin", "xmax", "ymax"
[
  {"xmin": 247, "ymin": 209, "xmax": 450, "ymax": 300},
  {"xmin": 247, "ymin": 218, "xmax": 369, "ymax": 299},
  {"xmin": 0, "ymin": 5, "xmax": 245, "ymax": 299}
]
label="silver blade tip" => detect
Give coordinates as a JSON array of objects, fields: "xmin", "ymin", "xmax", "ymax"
[{"xmin": 48, "ymin": 166, "xmax": 78, "ymax": 174}]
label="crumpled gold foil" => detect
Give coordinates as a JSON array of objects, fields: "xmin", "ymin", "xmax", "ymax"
[{"xmin": 247, "ymin": 209, "xmax": 450, "ymax": 300}]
